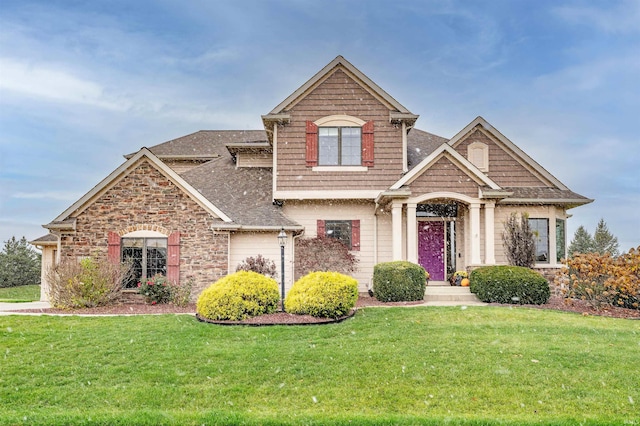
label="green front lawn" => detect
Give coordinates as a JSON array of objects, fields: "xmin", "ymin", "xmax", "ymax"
[
  {"xmin": 0, "ymin": 284, "xmax": 40, "ymax": 302},
  {"xmin": 1, "ymin": 307, "xmax": 638, "ymax": 425}
]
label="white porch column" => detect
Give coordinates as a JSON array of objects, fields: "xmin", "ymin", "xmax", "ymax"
[
  {"xmin": 484, "ymin": 202, "xmax": 496, "ymax": 264},
  {"xmin": 470, "ymin": 202, "xmax": 481, "ymax": 265},
  {"xmin": 392, "ymin": 202, "xmax": 403, "ymax": 260},
  {"xmin": 407, "ymin": 203, "xmax": 417, "ymax": 264}
]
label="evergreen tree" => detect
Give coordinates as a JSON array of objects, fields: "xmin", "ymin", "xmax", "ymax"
[
  {"xmin": 568, "ymin": 225, "xmax": 594, "ymax": 256},
  {"xmin": 592, "ymin": 218, "xmax": 619, "ymax": 257},
  {"xmin": 0, "ymin": 236, "xmax": 41, "ymax": 287}
]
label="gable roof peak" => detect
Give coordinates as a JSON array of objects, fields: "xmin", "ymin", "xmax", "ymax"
[{"xmin": 264, "ymin": 55, "xmax": 416, "ymax": 118}]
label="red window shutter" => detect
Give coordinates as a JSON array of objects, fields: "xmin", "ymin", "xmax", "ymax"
[
  {"xmin": 362, "ymin": 121, "xmax": 374, "ymax": 167},
  {"xmin": 317, "ymin": 220, "xmax": 326, "ymax": 238},
  {"xmin": 306, "ymin": 121, "xmax": 318, "ymax": 167},
  {"xmin": 107, "ymin": 232, "xmax": 120, "ymax": 264},
  {"xmin": 351, "ymin": 220, "xmax": 361, "ymax": 251},
  {"xmin": 167, "ymin": 231, "xmax": 180, "ymax": 285}
]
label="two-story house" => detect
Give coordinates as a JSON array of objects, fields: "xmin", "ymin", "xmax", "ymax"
[{"xmin": 32, "ymin": 56, "xmax": 592, "ymax": 301}]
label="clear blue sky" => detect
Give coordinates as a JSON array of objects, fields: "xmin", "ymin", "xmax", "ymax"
[{"xmin": 1, "ymin": 0, "xmax": 639, "ymax": 251}]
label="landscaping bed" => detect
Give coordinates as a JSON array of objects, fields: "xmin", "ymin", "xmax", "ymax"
[{"xmin": 8, "ymin": 294, "xmax": 639, "ymax": 320}]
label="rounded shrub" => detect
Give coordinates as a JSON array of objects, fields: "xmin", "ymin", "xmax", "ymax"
[
  {"xmin": 196, "ymin": 271, "xmax": 279, "ymax": 321},
  {"xmin": 373, "ymin": 261, "xmax": 427, "ymax": 302},
  {"xmin": 284, "ymin": 271, "xmax": 358, "ymax": 319},
  {"xmin": 469, "ymin": 265, "xmax": 550, "ymax": 305}
]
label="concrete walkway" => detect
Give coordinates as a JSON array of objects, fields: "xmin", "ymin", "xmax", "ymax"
[{"xmin": 0, "ymin": 301, "xmax": 51, "ymax": 315}]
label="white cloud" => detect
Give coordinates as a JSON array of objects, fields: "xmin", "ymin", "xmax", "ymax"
[
  {"xmin": 0, "ymin": 57, "xmax": 128, "ymax": 111},
  {"xmin": 11, "ymin": 191, "xmax": 83, "ymax": 201}
]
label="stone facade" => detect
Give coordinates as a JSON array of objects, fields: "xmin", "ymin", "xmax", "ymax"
[{"xmin": 58, "ymin": 159, "xmax": 228, "ymax": 298}]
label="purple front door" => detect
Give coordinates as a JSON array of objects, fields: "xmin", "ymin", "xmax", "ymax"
[{"xmin": 418, "ymin": 221, "xmax": 445, "ymax": 281}]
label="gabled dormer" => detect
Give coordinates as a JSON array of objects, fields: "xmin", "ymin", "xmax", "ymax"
[{"xmin": 262, "ymin": 56, "xmax": 418, "ymax": 200}]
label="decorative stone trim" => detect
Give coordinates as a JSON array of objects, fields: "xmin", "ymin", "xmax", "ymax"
[{"xmin": 117, "ymin": 224, "xmax": 170, "ymax": 236}]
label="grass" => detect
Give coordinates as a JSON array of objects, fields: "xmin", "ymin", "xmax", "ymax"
[
  {"xmin": 1, "ymin": 307, "xmax": 639, "ymax": 425},
  {"xmin": 0, "ymin": 285, "xmax": 40, "ymax": 302}
]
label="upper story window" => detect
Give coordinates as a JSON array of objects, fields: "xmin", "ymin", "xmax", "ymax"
[
  {"xmin": 319, "ymin": 127, "xmax": 362, "ymax": 166},
  {"xmin": 306, "ymin": 115, "xmax": 374, "ymax": 168}
]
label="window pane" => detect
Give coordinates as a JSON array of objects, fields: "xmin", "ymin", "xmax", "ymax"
[
  {"xmin": 319, "ymin": 127, "xmax": 339, "ymax": 165},
  {"xmin": 556, "ymin": 219, "xmax": 566, "ymax": 263},
  {"xmin": 122, "ymin": 238, "xmax": 143, "ymax": 288},
  {"xmin": 341, "ymin": 128, "xmax": 361, "ymax": 166},
  {"xmin": 146, "ymin": 245, "xmax": 167, "ymax": 277},
  {"xmin": 325, "ymin": 220, "xmax": 352, "ymax": 250},
  {"xmin": 529, "ymin": 219, "xmax": 549, "ymax": 263}
]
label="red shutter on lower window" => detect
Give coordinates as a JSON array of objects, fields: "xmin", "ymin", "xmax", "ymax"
[
  {"xmin": 306, "ymin": 121, "xmax": 318, "ymax": 167},
  {"xmin": 167, "ymin": 232, "xmax": 180, "ymax": 285},
  {"xmin": 351, "ymin": 220, "xmax": 361, "ymax": 251},
  {"xmin": 362, "ymin": 121, "xmax": 374, "ymax": 167},
  {"xmin": 317, "ymin": 220, "xmax": 326, "ymax": 238},
  {"xmin": 107, "ymin": 232, "xmax": 120, "ymax": 264}
]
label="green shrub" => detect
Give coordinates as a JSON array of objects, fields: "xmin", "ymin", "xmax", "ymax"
[
  {"xmin": 470, "ymin": 265, "xmax": 550, "ymax": 305},
  {"xmin": 196, "ymin": 271, "xmax": 279, "ymax": 321},
  {"xmin": 47, "ymin": 256, "xmax": 128, "ymax": 308},
  {"xmin": 137, "ymin": 274, "xmax": 172, "ymax": 304},
  {"xmin": 169, "ymin": 278, "xmax": 194, "ymax": 307},
  {"xmin": 284, "ymin": 271, "xmax": 358, "ymax": 319},
  {"xmin": 373, "ymin": 261, "xmax": 427, "ymax": 302}
]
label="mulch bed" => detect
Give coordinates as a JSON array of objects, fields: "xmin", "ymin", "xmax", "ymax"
[{"xmin": 8, "ymin": 295, "xmax": 639, "ymax": 322}]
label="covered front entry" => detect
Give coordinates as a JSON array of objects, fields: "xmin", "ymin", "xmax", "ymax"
[{"xmin": 418, "ymin": 221, "xmax": 445, "ymax": 281}]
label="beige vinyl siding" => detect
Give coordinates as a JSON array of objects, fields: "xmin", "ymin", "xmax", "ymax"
[
  {"xmin": 236, "ymin": 152, "xmax": 273, "ymax": 168},
  {"xmin": 276, "ymin": 69, "xmax": 405, "ymax": 192},
  {"xmin": 229, "ymin": 231, "xmax": 294, "ymax": 290},
  {"xmin": 39, "ymin": 245, "xmax": 56, "ymax": 301},
  {"xmin": 453, "ymin": 129, "xmax": 549, "ymax": 187},
  {"xmin": 376, "ymin": 210, "xmax": 393, "ymax": 264},
  {"xmin": 493, "ymin": 205, "xmax": 566, "ymax": 266},
  {"xmin": 283, "ymin": 200, "xmax": 377, "ymax": 291}
]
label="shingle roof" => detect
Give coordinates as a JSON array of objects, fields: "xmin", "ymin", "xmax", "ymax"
[
  {"xmin": 132, "ymin": 130, "xmax": 268, "ymax": 158},
  {"xmin": 180, "ymin": 155, "xmax": 300, "ymax": 228},
  {"xmin": 30, "ymin": 234, "xmax": 58, "ymax": 245},
  {"xmin": 407, "ymin": 128, "xmax": 449, "ymax": 170},
  {"xmin": 502, "ymin": 187, "xmax": 593, "ymax": 207}
]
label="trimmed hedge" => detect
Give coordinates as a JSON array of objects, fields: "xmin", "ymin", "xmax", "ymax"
[
  {"xmin": 196, "ymin": 271, "xmax": 279, "ymax": 321},
  {"xmin": 373, "ymin": 261, "xmax": 427, "ymax": 302},
  {"xmin": 284, "ymin": 271, "xmax": 358, "ymax": 319},
  {"xmin": 470, "ymin": 265, "xmax": 550, "ymax": 305}
]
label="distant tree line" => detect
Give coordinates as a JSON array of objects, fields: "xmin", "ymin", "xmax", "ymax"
[{"xmin": 568, "ymin": 218, "xmax": 619, "ymax": 257}]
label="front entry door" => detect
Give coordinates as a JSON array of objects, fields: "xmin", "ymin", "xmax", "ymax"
[{"xmin": 418, "ymin": 221, "xmax": 445, "ymax": 281}]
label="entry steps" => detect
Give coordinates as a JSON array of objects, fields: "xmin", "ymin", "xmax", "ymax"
[{"xmin": 424, "ymin": 284, "xmax": 485, "ymax": 306}]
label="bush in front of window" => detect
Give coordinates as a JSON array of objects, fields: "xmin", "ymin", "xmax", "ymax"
[
  {"xmin": 284, "ymin": 271, "xmax": 358, "ymax": 319},
  {"xmin": 294, "ymin": 237, "xmax": 358, "ymax": 279},
  {"xmin": 196, "ymin": 271, "xmax": 279, "ymax": 321},
  {"xmin": 236, "ymin": 254, "xmax": 277, "ymax": 278},
  {"xmin": 47, "ymin": 256, "xmax": 129, "ymax": 309},
  {"xmin": 137, "ymin": 274, "xmax": 173, "ymax": 305},
  {"xmin": 470, "ymin": 265, "xmax": 550, "ymax": 305},
  {"xmin": 502, "ymin": 212, "xmax": 536, "ymax": 268},
  {"xmin": 372, "ymin": 261, "xmax": 428, "ymax": 302}
]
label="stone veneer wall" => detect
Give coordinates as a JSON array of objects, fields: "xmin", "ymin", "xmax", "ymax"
[{"xmin": 58, "ymin": 159, "xmax": 229, "ymax": 298}]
